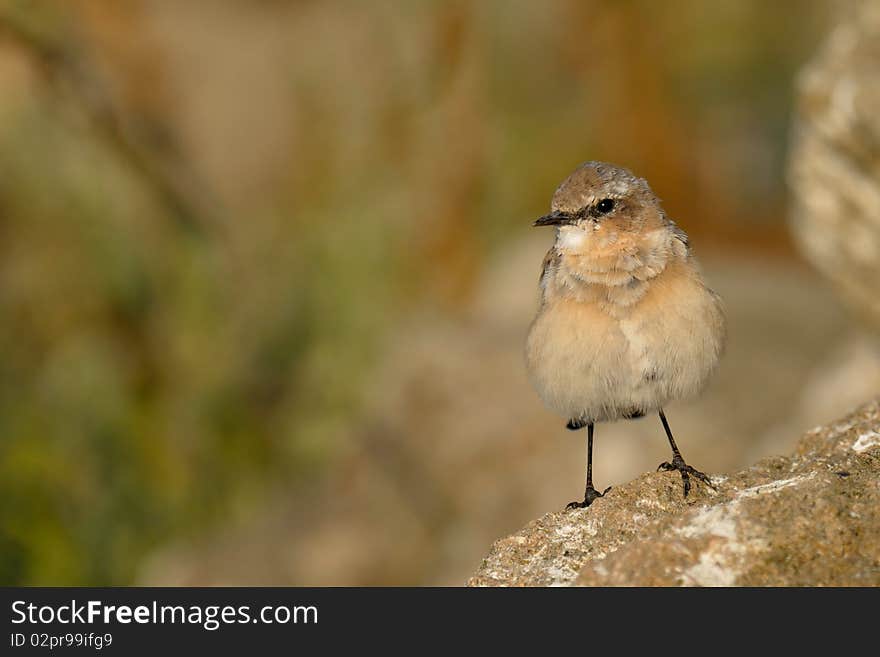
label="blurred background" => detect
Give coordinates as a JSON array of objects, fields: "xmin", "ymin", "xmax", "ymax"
[{"xmin": 1, "ymin": 0, "xmax": 878, "ymax": 586}]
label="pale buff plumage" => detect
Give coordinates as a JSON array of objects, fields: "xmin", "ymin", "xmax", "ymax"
[{"xmin": 526, "ymin": 162, "xmax": 725, "ymax": 426}]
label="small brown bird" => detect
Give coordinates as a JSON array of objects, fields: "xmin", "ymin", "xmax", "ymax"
[{"xmin": 526, "ymin": 161, "xmax": 725, "ymax": 508}]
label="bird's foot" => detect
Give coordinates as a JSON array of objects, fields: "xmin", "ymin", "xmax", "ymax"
[
  {"xmin": 658, "ymin": 455, "xmax": 714, "ymax": 497},
  {"xmin": 566, "ymin": 485, "xmax": 611, "ymax": 509}
]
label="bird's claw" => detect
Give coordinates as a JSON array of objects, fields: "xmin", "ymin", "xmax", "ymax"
[
  {"xmin": 566, "ymin": 485, "xmax": 611, "ymax": 509},
  {"xmin": 658, "ymin": 456, "xmax": 714, "ymax": 498}
]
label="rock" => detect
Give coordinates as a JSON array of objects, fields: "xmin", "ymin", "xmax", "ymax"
[
  {"xmin": 468, "ymin": 399, "xmax": 880, "ymax": 586},
  {"xmin": 788, "ymin": 0, "xmax": 880, "ymax": 330}
]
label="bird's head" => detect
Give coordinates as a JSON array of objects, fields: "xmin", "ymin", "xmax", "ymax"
[{"xmin": 533, "ymin": 161, "xmax": 666, "ymax": 254}]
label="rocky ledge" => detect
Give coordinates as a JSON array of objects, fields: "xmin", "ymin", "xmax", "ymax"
[{"xmin": 468, "ymin": 400, "xmax": 880, "ymax": 586}]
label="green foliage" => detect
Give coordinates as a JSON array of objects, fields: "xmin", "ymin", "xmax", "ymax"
[{"xmin": 0, "ymin": 103, "xmax": 396, "ymax": 583}]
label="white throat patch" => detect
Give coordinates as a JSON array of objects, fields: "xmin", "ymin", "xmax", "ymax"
[{"xmin": 556, "ymin": 226, "xmax": 590, "ymax": 251}]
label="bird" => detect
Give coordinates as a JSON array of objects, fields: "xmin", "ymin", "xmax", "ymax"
[{"xmin": 525, "ymin": 161, "xmax": 726, "ymax": 509}]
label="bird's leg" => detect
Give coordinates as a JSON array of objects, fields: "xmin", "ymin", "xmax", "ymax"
[
  {"xmin": 566, "ymin": 422, "xmax": 611, "ymax": 509},
  {"xmin": 656, "ymin": 409, "xmax": 714, "ymax": 497}
]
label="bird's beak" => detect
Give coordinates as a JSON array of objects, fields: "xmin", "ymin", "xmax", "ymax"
[{"xmin": 533, "ymin": 211, "xmax": 577, "ymax": 227}]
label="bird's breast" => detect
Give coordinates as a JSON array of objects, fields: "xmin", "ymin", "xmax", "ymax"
[{"xmin": 526, "ymin": 256, "xmax": 725, "ymax": 420}]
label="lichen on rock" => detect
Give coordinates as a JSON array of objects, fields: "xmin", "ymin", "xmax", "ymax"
[{"xmin": 468, "ymin": 400, "xmax": 880, "ymax": 587}]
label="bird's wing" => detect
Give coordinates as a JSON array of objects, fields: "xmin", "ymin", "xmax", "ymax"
[
  {"xmin": 539, "ymin": 248, "xmax": 560, "ymax": 283},
  {"xmin": 668, "ymin": 221, "xmax": 690, "ymax": 249}
]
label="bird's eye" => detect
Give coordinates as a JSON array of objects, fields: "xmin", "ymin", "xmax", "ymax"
[{"xmin": 595, "ymin": 198, "xmax": 615, "ymax": 215}]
